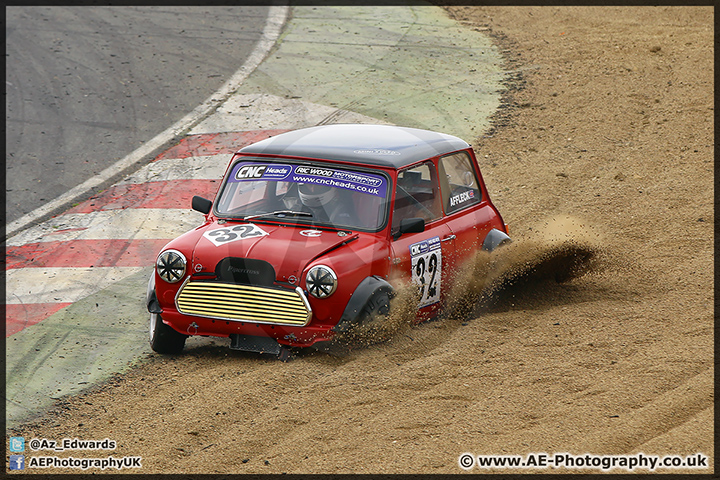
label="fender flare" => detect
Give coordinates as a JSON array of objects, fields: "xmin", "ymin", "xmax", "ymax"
[
  {"xmin": 482, "ymin": 228, "xmax": 512, "ymax": 252},
  {"xmin": 146, "ymin": 272, "xmax": 162, "ymax": 314},
  {"xmin": 333, "ymin": 276, "xmax": 395, "ymax": 333}
]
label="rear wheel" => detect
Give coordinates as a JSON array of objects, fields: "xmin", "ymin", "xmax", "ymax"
[{"xmin": 149, "ymin": 313, "xmax": 187, "ymax": 354}]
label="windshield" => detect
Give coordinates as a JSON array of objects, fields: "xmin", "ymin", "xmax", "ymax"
[{"xmin": 215, "ymin": 159, "xmax": 391, "ymax": 231}]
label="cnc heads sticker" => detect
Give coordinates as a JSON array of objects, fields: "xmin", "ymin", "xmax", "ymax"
[{"xmin": 234, "ymin": 163, "xmax": 292, "ymax": 181}]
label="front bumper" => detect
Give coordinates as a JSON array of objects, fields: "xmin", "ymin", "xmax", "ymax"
[{"xmin": 158, "ymin": 306, "xmax": 335, "ymax": 348}]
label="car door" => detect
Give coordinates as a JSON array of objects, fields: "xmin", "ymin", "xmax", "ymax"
[{"xmin": 389, "ymin": 161, "xmax": 456, "ymax": 319}]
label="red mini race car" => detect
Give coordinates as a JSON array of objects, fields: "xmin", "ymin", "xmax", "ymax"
[{"xmin": 147, "ymin": 124, "xmax": 510, "ymax": 359}]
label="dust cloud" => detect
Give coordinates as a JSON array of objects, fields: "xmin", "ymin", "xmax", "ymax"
[{"xmin": 332, "ymin": 215, "xmax": 605, "ymax": 353}]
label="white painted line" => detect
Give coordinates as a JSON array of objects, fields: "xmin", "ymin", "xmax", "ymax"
[
  {"xmin": 116, "ymin": 154, "xmax": 233, "ymax": 185},
  {"xmin": 5, "ymin": 6, "xmax": 289, "ymax": 241},
  {"xmin": 6, "ymin": 209, "xmax": 202, "ymax": 246},
  {"xmin": 6, "ymin": 266, "xmax": 147, "ymax": 304},
  {"xmin": 190, "ymin": 93, "xmax": 389, "ymax": 134}
]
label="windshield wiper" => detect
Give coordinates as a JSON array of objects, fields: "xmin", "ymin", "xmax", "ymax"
[{"xmin": 243, "ymin": 210, "xmax": 313, "ymax": 221}]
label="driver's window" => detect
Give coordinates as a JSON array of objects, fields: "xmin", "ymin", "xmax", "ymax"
[{"xmin": 392, "ymin": 162, "xmax": 442, "ymax": 231}]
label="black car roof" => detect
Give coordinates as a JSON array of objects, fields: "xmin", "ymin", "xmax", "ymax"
[{"xmin": 237, "ymin": 124, "xmax": 470, "ymax": 168}]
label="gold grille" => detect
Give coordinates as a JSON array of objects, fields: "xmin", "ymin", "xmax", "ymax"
[{"xmin": 176, "ymin": 281, "xmax": 312, "ymax": 326}]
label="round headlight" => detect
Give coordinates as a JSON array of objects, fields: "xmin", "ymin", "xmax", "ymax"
[
  {"xmin": 156, "ymin": 250, "xmax": 187, "ymax": 284},
  {"xmin": 306, "ymin": 265, "xmax": 337, "ymax": 298}
]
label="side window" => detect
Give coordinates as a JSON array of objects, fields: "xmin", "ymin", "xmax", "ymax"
[
  {"xmin": 439, "ymin": 152, "xmax": 482, "ymax": 215},
  {"xmin": 392, "ymin": 162, "xmax": 442, "ymax": 231}
]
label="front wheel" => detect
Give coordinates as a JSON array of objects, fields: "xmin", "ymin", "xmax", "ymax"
[
  {"xmin": 358, "ymin": 291, "xmax": 391, "ymax": 325},
  {"xmin": 149, "ymin": 313, "xmax": 187, "ymax": 354},
  {"xmin": 348, "ymin": 290, "xmax": 393, "ymax": 345}
]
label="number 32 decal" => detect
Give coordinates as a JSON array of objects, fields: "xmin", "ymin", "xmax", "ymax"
[
  {"xmin": 410, "ymin": 236, "xmax": 442, "ymax": 308},
  {"xmin": 203, "ymin": 224, "xmax": 268, "ymax": 246}
]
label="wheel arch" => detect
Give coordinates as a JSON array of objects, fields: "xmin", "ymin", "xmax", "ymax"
[
  {"xmin": 146, "ymin": 272, "xmax": 162, "ymax": 314},
  {"xmin": 482, "ymin": 227, "xmax": 511, "ymax": 252},
  {"xmin": 333, "ymin": 275, "xmax": 394, "ymax": 333}
]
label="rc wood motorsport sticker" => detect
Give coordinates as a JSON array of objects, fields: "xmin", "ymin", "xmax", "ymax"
[
  {"xmin": 229, "ymin": 162, "xmax": 388, "ymax": 198},
  {"xmin": 410, "ymin": 236, "xmax": 441, "ymax": 308}
]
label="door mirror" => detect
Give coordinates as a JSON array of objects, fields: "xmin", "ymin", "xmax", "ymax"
[{"xmin": 192, "ymin": 196, "xmax": 212, "ymax": 215}]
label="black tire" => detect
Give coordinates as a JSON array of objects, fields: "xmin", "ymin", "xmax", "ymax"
[
  {"xmin": 348, "ymin": 290, "xmax": 393, "ymax": 345},
  {"xmin": 149, "ymin": 313, "xmax": 187, "ymax": 354},
  {"xmin": 277, "ymin": 347, "xmax": 293, "ymax": 362},
  {"xmin": 358, "ymin": 290, "xmax": 391, "ymax": 325}
]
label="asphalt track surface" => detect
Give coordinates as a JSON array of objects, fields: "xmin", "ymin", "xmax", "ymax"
[
  {"xmin": 5, "ymin": 6, "xmax": 271, "ymax": 225},
  {"xmin": 5, "ymin": 4, "xmax": 507, "ymax": 429}
]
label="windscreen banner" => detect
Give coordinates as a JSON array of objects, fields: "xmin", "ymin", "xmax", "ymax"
[{"xmin": 229, "ymin": 162, "xmax": 388, "ymax": 198}]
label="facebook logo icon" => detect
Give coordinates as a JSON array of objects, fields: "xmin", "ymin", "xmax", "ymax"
[{"xmin": 9, "ymin": 455, "xmax": 25, "ymax": 470}]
